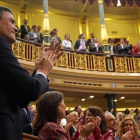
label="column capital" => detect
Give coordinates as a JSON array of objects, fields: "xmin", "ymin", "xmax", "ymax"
[{"xmin": 98, "ymin": 0, "xmax": 103, "ymax": 4}]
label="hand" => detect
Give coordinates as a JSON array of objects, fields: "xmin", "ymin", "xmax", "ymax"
[
  {"xmin": 37, "ymin": 41, "xmax": 63, "ymax": 76},
  {"xmin": 130, "ymin": 109, "xmax": 135, "ymax": 114},
  {"xmin": 35, "ymin": 36, "xmax": 39, "ymax": 39},
  {"xmin": 32, "ymin": 115, "xmax": 37, "ymax": 128},
  {"xmin": 76, "ymin": 119, "xmax": 84, "ymax": 133},
  {"xmin": 65, "ymin": 122, "xmax": 73, "ymax": 134},
  {"xmin": 110, "ymin": 109, "xmax": 114, "ymax": 114},
  {"xmin": 121, "ymin": 131, "xmax": 133, "ymax": 140},
  {"xmin": 95, "ymin": 116, "xmax": 101, "ymax": 128},
  {"xmin": 77, "ymin": 48, "xmax": 81, "ymax": 51}
]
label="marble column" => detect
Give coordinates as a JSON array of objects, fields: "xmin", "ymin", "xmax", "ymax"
[
  {"xmin": 43, "ymin": 0, "xmax": 50, "ymax": 43},
  {"xmin": 106, "ymin": 94, "xmax": 116, "ymax": 117},
  {"xmin": 98, "ymin": 0, "xmax": 108, "ymax": 45}
]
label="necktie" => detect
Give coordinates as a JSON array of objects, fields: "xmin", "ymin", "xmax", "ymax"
[{"xmin": 82, "ymin": 40, "xmax": 85, "ymax": 50}]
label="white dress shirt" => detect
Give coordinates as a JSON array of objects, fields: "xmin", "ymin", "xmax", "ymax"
[
  {"xmin": 79, "ymin": 39, "xmax": 86, "ymax": 50},
  {"xmin": 62, "ymin": 39, "xmax": 72, "ymax": 48},
  {"xmin": 94, "ymin": 43, "xmax": 98, "ymax": 52},
  {"xmin": 33, "ymin": 32, "xmax": 38, "ymax": 42},
  {"xmin": 110, "ymin": 46, "xmax": 114, "ymax": 55}
]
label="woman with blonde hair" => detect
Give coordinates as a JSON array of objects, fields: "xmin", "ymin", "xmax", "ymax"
[
  {"xmin": 133, "ymin": 41, "xmax": 140, "ymax": 55},
  {"xmin": 117, "ymin": 117, "xmax": 140, "ymax": 140}
]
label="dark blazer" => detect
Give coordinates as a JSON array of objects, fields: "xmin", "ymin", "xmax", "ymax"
[
  {"xmin": 74, "ymin": 40, "xmax": 87, "ymax": 51},
  {"xmin": 109, "ymin": 46, "xmax": 116, "ymax": 54},
  {"xmin": 69, "ymin": 126, "xmax": 75, "ymax": 138},
  {"xmin": 38, "ymin": 32, "xmax": 43, "ymax": 43},
  {"xmin": 20, "ymin": 25, "xmax": 29, "ymax": 39},
  {"xmin": 20, "ymin": 108, "xmax": 34, "ymax": 135},
  {"xmin": 0, "ymin": 37, "xmax": 49, "ymax": 140},
  {"xmin": 117, "ymin": 44, "xmax": 129, "ymax": 54},
  {"xmin": 89, "ymin": 43, "xmax": 103, "ymax": 53},
  {"xmin": 86, "ymin": 38, "xmax": 94, "ymax": 48},
  {"xmin": 126, "ymin": 44, "xmax": 133, "ymax": 54}
]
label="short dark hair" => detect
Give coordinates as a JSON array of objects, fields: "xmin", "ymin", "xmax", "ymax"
[
  {"xmin": 53, "ymin": 28, "xmax": 57, "ymax": 31},
  {"xmin": 50, "ymin": 31, "xmax": 55, "ymax": 35},
  {"xmin": 65, "ymin": 34, "xmax": 70, "ymax": 38},
  {"xmin": 0, "ymin": 6, "xmax": 13, "ymax": 19},
  {"xmin": 35, "ymin": 91, "xmax": 63, "ymax": 132},
  {"xmin": 79, "ymin": 34, "xmax": 83, "ymax": 38},
  {"xmin": 84, "ymin": 106, "xmax": 108, "ymax": 134},
  {"xmin": 32, "ymin": 25, "xmax": 36, "ymax": 29}
]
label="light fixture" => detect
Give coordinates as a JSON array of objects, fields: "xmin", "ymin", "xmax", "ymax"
[
  {"xmin": 121, "ymin": 96, "xmax": 125, "ymax": 99},
  {"xmin": 114, "ymin": 99, "xmax": 117, "ymax": 102},
  {"xmin": 90, "ymin": 96, "xmax": 94, "ymax": 98},
  {"xmin": 81, "ymin": 99, "xmax": 85, "ymax": 101},
  {"xmin": 117, "ymin": 0, "xmax": 121, "ymax": 7}
]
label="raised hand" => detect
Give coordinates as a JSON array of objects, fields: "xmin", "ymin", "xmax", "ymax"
[
  {"xmin": 121, "ymin": 131, "xmax": 133, "ymax": 140},
  {"xmin": 95, "ymin": 116, "xmax": 101, "ymax": 128},
  {"xmin": 65, "ymin": 122, "xmax": 73, "ymax": 134}
]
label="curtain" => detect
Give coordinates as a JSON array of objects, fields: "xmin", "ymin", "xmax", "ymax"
[
  {"xmin": 88, "ymin": 0, "xmax": 94, "ymax": 5},
  {"xmin": 112, "ymin": 0, "xmax": 118, "ymax": 7},
  {"xmin": 104, "ymin": 0, "xmax": 111, "ymax": 7},
  {"xmin": 135, "ymin": 0, "xmax": 140, "ymax": 8},
  {"xmin": 127, "ymin": 0, "xmax": 134, "ymax": 8},
  {"xmin": 81, "ymin": 0, "xmax": 86, "ymax": 4},
  {"xmin": 120, "ymin": 0, "xmax": 126, "ymax": 8}
]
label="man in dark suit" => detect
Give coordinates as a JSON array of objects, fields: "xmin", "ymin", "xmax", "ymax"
[
  {"xmin": 53, "ymin": 28, "xmax": 62, "ymax": 44},
  {"xmin": 89, "ymin": 37, "xmax": 103, "ymax": 53},
  {"xmin": 20, "ymin": 107, "xmax": 34, "ymax": 135},
  {"xmin": 37, "ymin": 26, "xmax": 43, "ymax": 43},
  {"xmin": 117, "ymin": 39, "xmax": 129, "ymax": 54},
  {"xmin": 126, "ymin": 39, "xmax": 133, "ymax": 55},
  {"xmin": 86, "ymin": 32, "xmax": 94, "ymax": 48},
  {"xmin": 20, "ymin": 19, "xmax": 30, "ymax": 39},
  {"xmin": 74, "ymin": 34, "xmax": 88, "ymax": 51},
  {"xmin": 0, "ymin": 6, "xmax": 62, "ymax": 140}
]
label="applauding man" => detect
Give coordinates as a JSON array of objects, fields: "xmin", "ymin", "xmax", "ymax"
[{"xmin": 0, "ymin": 6, "xmax": 62, "ymax": 140}]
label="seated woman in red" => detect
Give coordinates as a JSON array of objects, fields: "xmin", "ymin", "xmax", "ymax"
[
  {"xmin": 116, "ymin": 117, "xmax": 140, "ymax": 140},
  {"xmin": 34, "ymin": 91, "xmax": 79, "ymax": 140},
  {"xmin": 80, "ymin": 106, "xmax": 114, "ymax": 140},
  {"xmin": 133, "ymin": 41, "xmax": 140, "ymax": 55}
]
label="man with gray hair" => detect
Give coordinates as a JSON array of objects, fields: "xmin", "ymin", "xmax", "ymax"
[
  {"xmin": 117, "ymin": 112, "xmax": 124, "ymax": 121},
  {"xmin": 0, "ymin": 6, "xmax": 62, "ymax": 140}
]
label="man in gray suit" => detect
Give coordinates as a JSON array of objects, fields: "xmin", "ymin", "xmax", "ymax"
[{"xmin": 28, "ymin": 25, "xmax": 40, "ymax": 43}]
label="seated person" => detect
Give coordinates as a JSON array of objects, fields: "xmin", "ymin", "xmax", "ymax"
[
  {"xmin": 109, "ymin": 39, "xmax": 116, "ymax": 55},
  {"xmin": 133, "ymin": 41, "xmax": 140, "ymax": 55},
  {"xmin": 20, "ymin": 107, "xmax": 34, "ymax": 135},
  {"xmin": 62, "ymin": 34, "xmax": 72, "ymax": 50},
  {"xmin": 74, "ymin": 34, "xmax": 88, "ymax": 52},
  {"xmin": 69, "ymin": 111, "xmax": 79, "ymax": 138},
  {"xmin": 34, "ymin": 91, "xmax": 79, "ymax": 140},
  {"xmin": 24, "ymin": 34, "xmax": 29, "ymax": 41},
  {"xmin": 117, "ymin": 39, "xmax": 129, "ymax": 54},
  {"xmin": 89, "ymin": 37, "xmax": 103, "ymax": 53},
  {"xmin": 86, "ymin": 33, "xmax": 94, "ymax": 48}
]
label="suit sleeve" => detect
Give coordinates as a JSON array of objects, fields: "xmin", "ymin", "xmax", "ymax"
[
  {"xmin": 28, "ymin": 32, "xmax": 35, "ymax": 41},
  {"xmin": 0, "ymin": 38, "xmax": 49, "ymax": 107},
  {"xmin": 74, "ymin": 41, "xmax": 78, "ymax": 50}
]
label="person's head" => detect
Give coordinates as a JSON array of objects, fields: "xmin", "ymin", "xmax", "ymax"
[
  {"xmin": 32, "ymin": 25, "xmax": 36, "ymax": 32},
  {"xmin": 125, "ymin": 39, "xmax": 129, "ymax": 45},
  {"xmin": 109, "ymin": 39, "xmax": 115, "ymax": 46},
  {"xmin": 28, "ymin": 104, "xmax": 33, "ymax": 110},
  {"xmin": 32, "ymin": 108, "xmax": 37, "ymax": 116},
  {"xmin": 23, "ymin": 19, "xmax": 27, "ymax": 25},
  {"xmin": 105, "ymin": 112, "xmax": 117, "ymax": 132},
  {"xmin": 24, "ymin": 34, "xmax": 29, "ymax": 41},
  {"xmin": 84, "ymin": 106, "xmax": 108, "ymax": 134},
  {"xmin": 94, "ymin": 37, "xmax": 98, "ymax": 43},
  {"xmin": 35, "ymin": 91, "xmax": 66, "ymax": 132},
  {"xmin": 79, "ymin": 34, "xmax": 84, "ymax": 39},
  {"xmin": 137, "ymin": 117, "xmax": 140, "ymax": 130},
  {"xmin": 117, "ymin": 112, "xmax": 124, "ymax": 121},
  {"xmin": 50, "ymin": 31, "xmax": 55, "ymax": 37},
  {"xmin": 74, "ymin": 105, "xmax": 82, "ymax": 114},
  {"xmin": 53, "ymin": 28, "xmax": 58, "ymax": 35},
  {"xmin": 69, "ymin": 111, "xmax": 79, "ymax": 124},
  {"xmin": 0, "ymin": 6, "xmax": 18, "ymax": 44},
  {"xmin": 120, "ymin": 39, "xmax": 124, "ymax": 44},
  {"xmin": 97, "ymin": 38, "xmax": 100, "ymax": 44},
  {"xmin": 65, "ymin": 34, "xmax": 70, "ymax": 40},
  {"xmin": 37, "ymin": 26, "xmax": 41, "ymax": 32},
  {"xmin": 91, "ymin": 33, "xmax": 94, "ymax": 38},
  {"xmin": 124, "ymin": 109, "xmax": 130, "ymax": 115},
  {"xmin": 117, "ymin": 117, "xmax": 139, "ymax": 137}
]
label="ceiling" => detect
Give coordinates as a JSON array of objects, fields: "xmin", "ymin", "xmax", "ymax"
[{"xmin": 1, "ymin": 0, "xmax": 140, "ymax": 17}]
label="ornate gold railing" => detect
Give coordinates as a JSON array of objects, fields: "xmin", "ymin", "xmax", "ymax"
[{"xmin": 12, "ymin": 39, "xmax": 140, "ymax": 73}]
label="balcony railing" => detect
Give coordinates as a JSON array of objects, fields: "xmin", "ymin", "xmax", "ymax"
[{"xmin": 12, "ymin": 39, "xmax": 140, "ymax": 73}]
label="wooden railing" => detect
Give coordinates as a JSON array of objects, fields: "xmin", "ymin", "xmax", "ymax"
[{"xmin": 12, "ymin": 39, "xmax": 140, "ymax": 73}]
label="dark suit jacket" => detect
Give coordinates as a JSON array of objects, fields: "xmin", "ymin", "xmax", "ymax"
[
  {"xmin": 69, "ymin": 126, "xmax": 75, "ymax": 138},
  {"xmin": 20, "ymin": 108, "xmax": 34, "ymax": 135},
  {"xmin": 74, "ymin": 40, "xmax": 87, "ymax": 51},
  {"xmin": 126, "ymin": 44, "xmax": 133, "ymax": 54},
  {"xmin": 86, "ymin": 38, "xmax": 94, "ymax": 48},
  {"xmin": 20, "ymin": 25, "xmax": 29, "ymax": 39},
  {"xmin": 109, "ymin": 46, "xmax": 116, "ymax": 54},
  {"xmin": 117, "ymin": 44, "xmax": 129, "ymax": 54},
  {"xmin": 38, "ymin": 32, "xmax": 43, "ymax": 43},
  {"xmin": 89, "ymin": 43, "xmax": 103, "ymax": 53},
  {"xmin": 0, "ymin": 37, "xmax": 49, "ymax": 140}
]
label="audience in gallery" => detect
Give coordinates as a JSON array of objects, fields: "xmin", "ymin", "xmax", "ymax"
[
  {"xmin": 133, "ymin": 41, "xmax": 140, "ymax": 55},
  {"xmin": 62, "ymin": 34, "xmax": 73, "ymax": 50}
]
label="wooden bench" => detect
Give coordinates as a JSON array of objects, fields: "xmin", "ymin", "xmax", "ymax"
[{"xmin": 23, "ymin": 133, "xmax": 38, "ymax": 140}]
